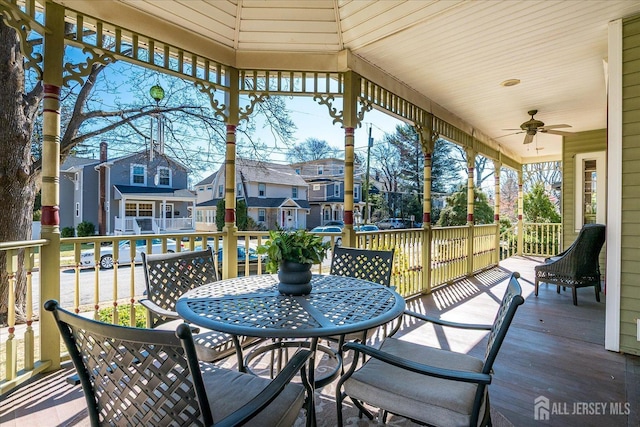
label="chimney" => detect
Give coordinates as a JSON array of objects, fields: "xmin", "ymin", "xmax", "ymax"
[{"xmin": 98, "ymin": 142, "xmax": 107, "ymax": 235}]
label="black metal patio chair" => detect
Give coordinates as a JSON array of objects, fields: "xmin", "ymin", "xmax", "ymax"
[
  {"xmin": 328, "ymin": 246, "xmax": 395, "ymax": 354},
  {"xmin": 140, "ymin": 249, "xmax": 259, "ymax": 363},
  {"xmin": 336, "ymin": 272, "xmax": 525, "ymax": 427},
  {"xmin": 534, "ymin": 223, "xmax": 606, "ymax": 305},
  {"xmin": 44, "ymin": 300, "xmax": 313, "ymax": 427}
]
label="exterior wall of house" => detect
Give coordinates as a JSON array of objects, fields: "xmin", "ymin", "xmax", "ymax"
[
  {"xmin": 79, "ymin": 167, "xmax": 99, "ymax": 229},
  {"xmin": 562, "ymin": 129, "xmax": 607, "ymax": 245},
  {"xmin": 59, "ymin": 172, "xmax": 75, "ymax": 230},
  {"xmin": 620, "ymin": 14, "xmax": 640, "ymax": 355},
  {"xmin": 109, "ymin": 152, "xmax": 189, "ymax": 225}
]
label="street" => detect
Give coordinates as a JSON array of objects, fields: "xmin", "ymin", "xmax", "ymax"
[{"xmin": 31, "ymin": 265, "xmax": 146, "ymax": 313}]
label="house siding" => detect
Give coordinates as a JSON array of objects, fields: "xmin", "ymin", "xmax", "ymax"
[
  {"xmin": 562, "ymin": 129, "xmax": 607, "ymax": 245},
  {"xmin": 620, "ymin": 14, "xmax": 640, "ymax": 355}
]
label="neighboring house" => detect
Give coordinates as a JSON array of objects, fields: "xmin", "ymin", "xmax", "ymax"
[
  {"xmin": 60, "ymin": 142, "xmax": 196, "ymax": 235},
  {"xmin": 195, "ymin": 158, "xmax": 310, "ymax": 230},
  {"xmin": 290, "ymin": 158, "xmax": 364, "ymax": 229},
  {"xmin": 194, "ymin": 171, "xmax": 217, "ymax": 204}
]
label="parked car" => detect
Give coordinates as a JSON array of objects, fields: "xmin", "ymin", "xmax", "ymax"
[
  {"xmin": 310, "ymin": 226, "xmax": 342, "ymax": 246},
  {"xmin": 376, "ymin": 218, "xmax": 407, "ymax": 229},
  {"xmin": 324, "ymin": 220, "xmax": 345, "ymax": 228},
  {"xmin": 354, "ymin": 224, "xmax": 380, "ymax": 232},
  {"xmin": 80, "ymin": 238, "xmax": 180, "ymax": 269},
  {"xmin": 215, "ymin": 245, "xmax": 261, "ymax": 263}
]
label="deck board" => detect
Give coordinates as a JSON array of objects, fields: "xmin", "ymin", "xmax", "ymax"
[{"xmin": 0, "ymin": 256, "xmax": 637, "ymax": 426}]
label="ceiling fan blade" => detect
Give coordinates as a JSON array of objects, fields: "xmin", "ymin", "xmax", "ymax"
[
  {"xmin": 544, "ymin": 130, "xmax": 573, "ymax": 136},
  {"xmin": 541, "ymin": 124, "xmax": 571, "ymax": 130},
  {"xmin": 523, "ymin": 133, "xmax": 534, "ymax": 144},
  {"xmin": 495, "ymin": 131, "xmax": 523, "ymax": 139},
  {"xmin": 501, "ymin": 128, "xmax": 523, "ymax": 131}
]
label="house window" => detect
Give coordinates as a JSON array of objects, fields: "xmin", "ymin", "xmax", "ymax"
[
  {"xmin": 313, "ymin": 184, "xmax": 320, "ymax": 191},
  {"xmin": 292, "ymin": 186, "xmax": 298, "ymax": 198},
  {"xmin": 125, "ymin": 202, "xmax": 153, "ymax": 217},
  {"xmin": 338, "ymin": 166, "xmax": 344, "ymax": 174},
  {"xmin": 75, "ymin": 202, "xmax": 80, "ymax": 217},
  {"xmin": 196, "ymin": 210, "xmax": 203, "ymax": 222},
  {"xmin": 295, "ymin": 168, "xmax": 301, "ymax": 174},
  {"xmin": 258, "ymin": 209, "xmax": 266, "ymax": 222},
  {"xmin": 354, "ymin": 185, "xmax": 360, "ymax": 200},
  {"xmin": 237, "ymin": 183, "xmax": 243, "ymax": 197},
  {"xmin": 317, "ymin": 166, "xmax": 324, "ymax": 175},
  {"xmin": 334, "ymin": 183, "xmax": 341, "ymax": 197},
  {"xmin": 156, "ymin": 167, "xmax": 171, "ymax": 186},
  {"xmin": 131, "ymin": 164, "xmax": 146, "ymax": 185},
  {"xmin": 206, "ymin": 186, "xmax": 212, "ymax": 191},
  {"xmin": 258, "ymin": 183, "xmax": 266, "ymax": 197},
  {"xmin": 198, "ymin": 187, "xmax": 204, "ymax": 192},
  {"xmin": 218, "ymin": 185, "xmax": 223, "ymax": 198},
  {"xmin": 575, "ymin": 151, "xmax": 606, "ymax": 231}
]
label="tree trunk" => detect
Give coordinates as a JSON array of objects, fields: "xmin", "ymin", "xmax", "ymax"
[{"xmin": 0, "ymin": 20, "xmax": 41, "ymax": 325}]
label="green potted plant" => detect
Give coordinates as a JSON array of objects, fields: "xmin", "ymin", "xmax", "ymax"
[{"xmin": 257, "ymin": 228, "xmax": 332, "ymax": 295}]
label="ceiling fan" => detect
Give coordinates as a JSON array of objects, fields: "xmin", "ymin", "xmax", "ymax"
[{"xmin": 502, "ymin": 110, "xmax": 572, "ymax": 144}]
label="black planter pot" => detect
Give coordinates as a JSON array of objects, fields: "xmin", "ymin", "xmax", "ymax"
[{"xmin": 277, "ymin": 261, "xmax": 312, "ymax": 295}]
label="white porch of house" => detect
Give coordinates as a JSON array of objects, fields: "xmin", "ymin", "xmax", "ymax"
[{"xmin": 113, "ymin": 189, "xmax": 197, "ymax": 235}]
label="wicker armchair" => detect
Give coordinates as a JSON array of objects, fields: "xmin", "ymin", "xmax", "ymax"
[
  {"xmin": 140, "ymin": 249, "xmax": 258, "ymax": 363},
  {"xmin": 534, "ymin": 223, "xmax": 605, "ymax": 305},
  {"xmin": 336, "ymin": 272, "xmax": 525, "ymax": 427},
  {"xmin": 44, "ymin": 300, "xmax": 313, "ymax": 427}
]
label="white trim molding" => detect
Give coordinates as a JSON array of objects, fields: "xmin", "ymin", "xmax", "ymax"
[{"xmin": 605, "ymin": 19, "xmax": 622, "ymax": 352}]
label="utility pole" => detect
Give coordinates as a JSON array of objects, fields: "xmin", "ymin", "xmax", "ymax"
[{"xmin": 364, "ymin": 125, "xmax": 373, "ymax": 223}]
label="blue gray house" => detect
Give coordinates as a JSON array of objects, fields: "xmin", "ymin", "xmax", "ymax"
[{"xmin": 60, "ymin": 142, "xmax": 196, "ymax": 235}]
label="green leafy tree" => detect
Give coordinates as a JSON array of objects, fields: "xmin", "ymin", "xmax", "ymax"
[
  {"xmin": 437, "ymin": 186, "xmax": 494, "ymax": 226},
  {"xmin": 524, "ymin": 182, "xmax": 561, "ymax": 223}
]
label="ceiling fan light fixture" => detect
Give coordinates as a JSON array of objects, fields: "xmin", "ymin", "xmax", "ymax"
[{"xmin": 500, "ymin": 79, "xmax": 520, "ymax": 87}]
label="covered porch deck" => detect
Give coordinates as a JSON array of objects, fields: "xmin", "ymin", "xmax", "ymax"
[{"xmin": 2, "ymin": 256, "xmax": 637, "ymax": 426}]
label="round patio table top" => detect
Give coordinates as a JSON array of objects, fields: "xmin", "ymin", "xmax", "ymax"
[{"xmin": 176, "ymin": 274, "xmax": 405, "ymax": 339}]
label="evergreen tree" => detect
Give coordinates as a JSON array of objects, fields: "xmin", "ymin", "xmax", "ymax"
[
  {"xmin": 437, "ymin": 186, "xmax": 494, "ymax": 226},
  {"xmin": 524, "ymin": 182, "xmax": 561, "ymax": 223}
]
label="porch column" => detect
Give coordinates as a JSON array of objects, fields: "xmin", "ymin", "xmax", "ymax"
[
  {"xmin": 222, "ymin": 68, "xmax": 239, "ymax": 278},
  {"xmin": 418, "ymin": 124, "xmax": 434, "ymax": 294},
  {"xmin": 40, "ymin": 2, "xmax": 65, "ymax": 371},
  {"xmin": 466, "ymin": 148, "xmax": 476, "ymax": 275},
  {"xmin": 161, "ymin": 199, "xmax": 166, "ymax": 231},
  {"xmin": 517, "ymin": 169, "xmax": 524, "ymax": 256},
  {"xmin": 340, "ymin": 71, "xmax": 360, "ymax": 247},
  {"xmin": 493, "ymin": 160, "xmax": 502, "ymax": 265}
]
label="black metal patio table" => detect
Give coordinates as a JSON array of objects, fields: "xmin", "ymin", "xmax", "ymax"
[{"xmin": 176, "ymin": 273, "xmax": 406, "ymax": 390}]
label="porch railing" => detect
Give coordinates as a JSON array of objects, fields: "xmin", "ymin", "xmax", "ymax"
[
  {"xmin": 499, "ymin": 222, "xmax": 562, "ymax": 260},
  {"xmin": 2, "ymin": 224, "xmax": 505, "ymax": 393}
]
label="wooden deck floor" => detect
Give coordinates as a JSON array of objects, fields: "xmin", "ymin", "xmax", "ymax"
[{"xmin": 1, "ymin": 256, "xmax": 638, "ymax": 426}]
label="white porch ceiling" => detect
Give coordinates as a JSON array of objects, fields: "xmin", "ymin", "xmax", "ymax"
[{"xmin": 59, "ymin": 0, "xmax": 640, "ymax": 163}]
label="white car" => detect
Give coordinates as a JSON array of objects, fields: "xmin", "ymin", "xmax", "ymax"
[
  {"xmin": 310, "ymin": 226, "xmax": 342, "ymax": 246},
  {"xmin": 80, "ymin": 238, "xmax": 180, "ymax": 269}
]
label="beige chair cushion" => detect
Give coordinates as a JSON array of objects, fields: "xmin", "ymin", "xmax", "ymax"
[
  {"xmin": 155, "ymin": 319, "xmax": 258, "ymax": 362},
  {"xmin": 344, "ymin": 337, "xmax": 486, "ymax": 427},
  {"xmin": 200, "ymin": 362, "xmax": 306, "ymax": 426}
]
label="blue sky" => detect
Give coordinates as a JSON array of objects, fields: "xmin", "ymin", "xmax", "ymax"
[{"xmin": 252, "ymin": 96, "xmax": 404, "ymax": 164}]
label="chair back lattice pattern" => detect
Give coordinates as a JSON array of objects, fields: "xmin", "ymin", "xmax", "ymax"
[
  {"xmin": 44, "ymin": 300, "xmax": 212, "ymax": 427},
  {"xmin": 482, "ymin": 272, "xmax": 525, "ymax": 372},
  {"xmin": 330, "ymin": 247, "xmax": 395, "ymax": 287},
  {"xmin": 142, "ymin": 249, "xmax": 218, "ymax": 328}
]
